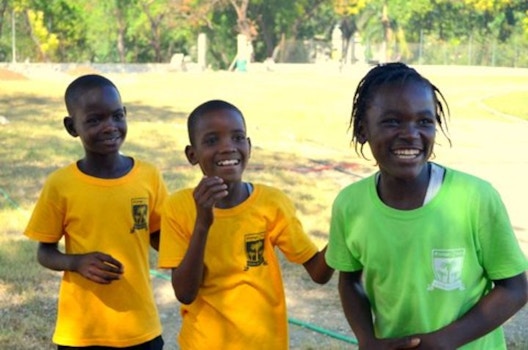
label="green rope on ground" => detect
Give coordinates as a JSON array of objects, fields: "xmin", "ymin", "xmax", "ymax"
[
  {"xmin": 287, "ymin": 317, "xmax": 358, "ymax": 344},
  {"xmin": 149, "ymin": 269, "xmax": 359, "ymax": 345},
  {"xmin": 0, "ymin": 187, "xmax": 21, "ymax": 209}
]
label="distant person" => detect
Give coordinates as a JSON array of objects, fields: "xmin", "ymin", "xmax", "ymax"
[
  {"xmin": 24, "ymin": 74, "xmax": 168, "ymax": 349},
  {"xmin": 326, "ymin": 62, "xmax": 527, "ymax": 349},
  {"xmin": 158, "ymin": 99, "xmax": 334, "ymax": 349}
]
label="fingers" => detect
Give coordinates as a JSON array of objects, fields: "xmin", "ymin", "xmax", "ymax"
[
  {"xmin": 394, "ymin": 337, "xmax": 420, "ymax": 349},
  {"xmin": 99, "ymin": 253, "xmax": 123, "ymax": 272},
  {"xmin": 75, "ymin": 252, "xmax": 124, "ymax": 284},
  {"xmin": 194, "ymin": 176, "xmax": 228, "ymax": 208}
]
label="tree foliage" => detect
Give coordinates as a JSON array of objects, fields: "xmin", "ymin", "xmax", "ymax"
[{"xmin": 0, "ymin": 0, "xmax": 526, "ymax": 67}]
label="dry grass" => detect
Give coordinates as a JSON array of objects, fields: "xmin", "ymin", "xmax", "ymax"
[{"xmin": 1, "ymin": 64, "xmax": 527, "ymax": 349}]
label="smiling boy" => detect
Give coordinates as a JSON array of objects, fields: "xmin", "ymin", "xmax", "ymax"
[
  {"xmin": 158, "ymin": 99, "xmax": 334, "ymax": 349},
  {"xmin": 24, "ymin": 74, "xmax": 167, "ymax": 349}
]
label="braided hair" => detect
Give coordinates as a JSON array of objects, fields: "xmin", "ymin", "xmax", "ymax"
[{"xmin": 350, "ymin": 62, "xmax": 450, "ymax": 157}]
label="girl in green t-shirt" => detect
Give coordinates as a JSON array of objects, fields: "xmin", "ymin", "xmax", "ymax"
[{"xmin": 326, "ymin": 62, "xmax": 527, "ymax": 349}]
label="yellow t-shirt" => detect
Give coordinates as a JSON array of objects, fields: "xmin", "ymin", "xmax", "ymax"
[
  {"xmin": 24, "ymin": 160, "xmax": 167, "ymax": 347},
  {"xmin": 158, "ymin": 184, "xmax": 318, "ymax": 350}
]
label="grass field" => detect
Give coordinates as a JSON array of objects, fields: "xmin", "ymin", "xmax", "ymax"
[{"xmin": 1, "ymin": 63, "xmax": 527, "ymax": 349}]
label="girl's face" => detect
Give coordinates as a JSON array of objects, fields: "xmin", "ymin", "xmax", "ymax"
[
  {"xmin": 359, "ymin": 80, "xmax": 437, "ymax": 182},
  {"xmin": 186, "ymin": 108, "xmax": 251, "ymax": 184}
]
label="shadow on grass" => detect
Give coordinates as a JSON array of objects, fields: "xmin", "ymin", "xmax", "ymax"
[
  {"xmin": 0, "ymin": 239, "xmax": 58, "ymax": 350},
  {"xmin": 126, "ymin": 102, "xmax": 187, "ymax": 122},
  {"xmin": 0, "ymin": 94, "xmax": 190, "ymax": 208}
]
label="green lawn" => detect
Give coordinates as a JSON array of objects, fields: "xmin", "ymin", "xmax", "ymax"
[{"xmin": 484, "ymin": 91, "xmax": 528, "ymax": 120}]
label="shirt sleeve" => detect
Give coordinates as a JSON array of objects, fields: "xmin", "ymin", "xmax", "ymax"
[
  {"xmin": 326, "ymin": 190, "xmax": 363, "ymax": 272},
  {"xmin": 477, "ymin": 184, "xmax": 528, "ymax": 279},
  {"xmin": 148, "ymin": 166, "xmax": 169, "ymax": 234},
  {"xmin": 24, "ymin": 175, "xmax": 64, "ymax": 243},
  {"xmin": 158, "ymin": 191, "xmax": 192, "ymax": 269},
  {"xmin": 272, "ymin": 190, "xmax": 318, "ymax": 264}
]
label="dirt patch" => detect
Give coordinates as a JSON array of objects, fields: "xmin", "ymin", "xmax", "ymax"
[{"xmin": 0, "ymin": 68, "xmax": 27, "ymax": 80}]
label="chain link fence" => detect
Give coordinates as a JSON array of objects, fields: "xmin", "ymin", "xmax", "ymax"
[{"xmin": 273, "ymin": 37, "xmax": 528, "ymax": 68}]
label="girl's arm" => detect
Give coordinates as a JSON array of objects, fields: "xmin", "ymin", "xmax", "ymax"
[
  {"xmin": 339, "ymin": 271, "xmax": 420, "ymax": 350},
  {"xmin": 302, "ymin": 245, "xmax": 334, "ymax": 284},
  {"xmin": 413, "ymin": 272, "xmax": 528, "ymax": 348}
]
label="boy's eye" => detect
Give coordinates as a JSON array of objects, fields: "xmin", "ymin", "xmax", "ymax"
[
  {"xmin": 233, "ymin": 134, "xmax": 246, "ymax": 142},
  {"xmin": 113, "ymin": 112, "xmax": 125, "ymax": 121},
  {"xmin": 203, "ymin": 136, "xmax": 217, "ymax": 145},
  {"xmin": 86, "ymin": 117, "xmax": 99, "ymax": 125}
]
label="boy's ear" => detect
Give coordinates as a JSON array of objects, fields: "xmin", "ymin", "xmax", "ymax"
[
  {"xmin": 63, "ymin": 116, "xmax": 78, "ymax": 137},
  {"xmin": 184, "ymin": 145, "xmax": 199, "ymax": 165}
]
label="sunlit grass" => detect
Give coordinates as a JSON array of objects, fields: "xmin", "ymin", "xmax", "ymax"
[{"xmin": 483, "ymin": 91, "xmax": 528, "ymax": 121}]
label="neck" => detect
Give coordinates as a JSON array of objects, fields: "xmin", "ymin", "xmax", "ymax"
[
  {"xmin": 215, "ymin": 181, "xmax": 249, "ymax": 209},
  {"xmin": 78, "ymin": 154, "xmax": 133, "ymax": 179},
  {"xmin": 377, "ymin": 164, "xmax": 430, "ymax": 210}
]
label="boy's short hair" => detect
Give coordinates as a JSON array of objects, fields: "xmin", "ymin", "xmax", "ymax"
[
  {"xmin": 64, "ymin": 74, "xmax": 119, "ymax": 116},
  {"xmin": 187, "ymin": 99, "xmax": 246, "ymax": 145}
]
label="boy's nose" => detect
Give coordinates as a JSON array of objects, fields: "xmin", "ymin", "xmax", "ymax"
[
  {"xmin": 219, "ymin": 138, "xmax": 236, "ymax": 152},
  {"xmin": 102, "ymin": 116, "xmax": 119, "ymax": 130}
]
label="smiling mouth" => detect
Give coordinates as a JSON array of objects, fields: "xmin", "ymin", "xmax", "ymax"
[
  {"xmin": 393, "ymin": 149, "xmax": 421, "ymax": 159},
  {"xmin": 101, "ymin": 136, "xmax": 121, "ymax": 144},
  {"xmin": 216, "ymin": 159, "xmax": 240, "ymax": 166}
]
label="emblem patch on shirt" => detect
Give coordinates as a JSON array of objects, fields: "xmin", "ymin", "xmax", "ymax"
[
  {"xmin": 244, "ymin": 232, "xmax": 267, "ymax": 270},
  {"xmin": 428, "ymin": 249, "xmax": 465, "ymax": 291},
  {"xmin": 130, "ymin": 198, "xmax": 148, "ymax": 233}
]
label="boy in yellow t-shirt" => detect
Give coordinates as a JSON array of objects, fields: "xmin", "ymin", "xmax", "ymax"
[
  {"xmin": 158, "ymin": 99, "xmax": 334, "ymax": 350},
  {"xmin": 24, "ymin": 74, "xmax": 167, "ymax": 349}
]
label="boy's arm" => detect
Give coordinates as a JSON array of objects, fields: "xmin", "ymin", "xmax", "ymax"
[
  {"xmin": 171, "ymin": 222, "xmax": 209, "ymax": 305},
  {"xmin": 170, "ymin": 176, "xmax": 227, "ymax": 305},
  {"xmin": 302, "ymin": 245, "xmax": 334, "ymax": 284},
  {"xmin": 150, "ymin": 230, "xmax": 160, "ymax": 251},
  {"xmin": 413, "ymin": 272, "xmax": 528, "ymax": 348},
  {"xmin": 339, "ymin": 271, "xmax": 420, "ymax": 350},
  {"xmin": 37, "ymin": 242, "xmax": 123, "ymax": 285}
]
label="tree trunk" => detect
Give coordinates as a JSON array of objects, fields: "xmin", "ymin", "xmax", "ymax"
[
  {"xmin": 142, "ymin": 2, "xmax": 164, "ymax": 62},
  {"xmin": 0, "ymin": 0, "xmax": 8, "ymax": 38},
  {"xmin": 24, "ymin": 10, "xmax": 48, "ymax": 62},
  {"xmin": 114, "ymin": 4, "xmax": 127, "ymax": 63}
]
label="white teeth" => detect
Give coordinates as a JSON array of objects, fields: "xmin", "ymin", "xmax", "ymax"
[
  {"xmin": 393, "ymin": 149, "xmax": 420, "ymax": 158},
  {"xmin": 217, "ymin": 159, "xmax": 240, "ymax": 166}
]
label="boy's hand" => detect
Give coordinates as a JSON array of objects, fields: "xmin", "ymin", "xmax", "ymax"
[
  {"xmin": 72, "ymin": 252, "xmax": 124, "ymax": 284},
  {"xmin": 193, "ymin": 176, "xmax": 228, "ymax": 227}
]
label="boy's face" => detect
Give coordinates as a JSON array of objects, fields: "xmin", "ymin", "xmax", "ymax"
[
  {"xmin": 359, "ymin": 80, "xmax": 436, "ymax": 181},
  {"xmin": 64, "ymin": 85, "xmax": 127, "ymax": 157},
  {"xmin": 185, "ymin": 108, "xmax": 251, "ymax": 184}
]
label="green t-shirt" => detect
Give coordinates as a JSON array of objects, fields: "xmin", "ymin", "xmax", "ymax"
[{"xmin": 326, "ymin": 166, "xmax": 527, "ymax": 349}]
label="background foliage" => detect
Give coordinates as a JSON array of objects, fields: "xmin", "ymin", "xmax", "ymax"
[{"xmin": 0, "ymin": 0, "xmax": 527, "ymax": 68}]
